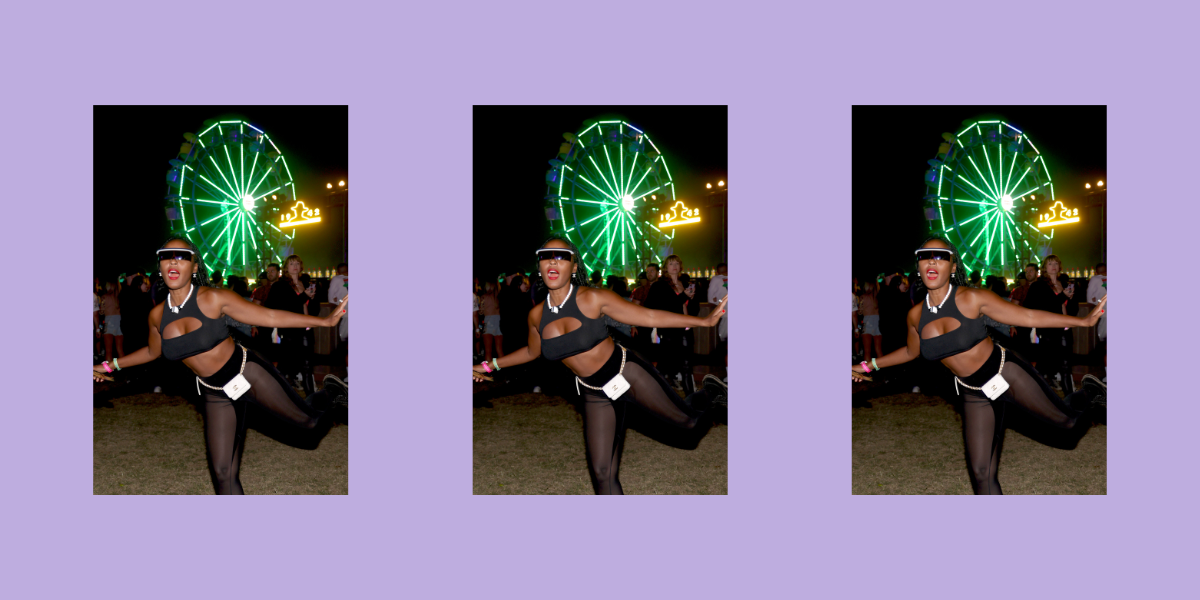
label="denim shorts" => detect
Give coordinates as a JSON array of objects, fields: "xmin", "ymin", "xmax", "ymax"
[
  {"xmin": 484, "ymin": 314, "xmax": 502, "ymax": 336},
  {"xmin": 861, "ymin": 314, "xmax": 881, "ymax": 336},
  {"xmin": 104, "ymin": 315, "xmax": 123, "ymax": 336}
]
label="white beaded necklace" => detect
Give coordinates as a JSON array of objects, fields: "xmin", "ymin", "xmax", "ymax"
[
  {"xmin": 168, "ymin": 283, "xmax": 195, "ymax": 314},
  {"xmin": 926, "ymin": 283, "xmax": 952, "ymax": 314},
  {"xmin": 547, "ymin": 284, "xmax": 574, "ymax": 314}
]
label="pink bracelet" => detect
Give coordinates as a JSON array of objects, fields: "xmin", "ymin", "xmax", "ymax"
[
  {"xmin": 860, "ymin": 361, "xmax": 871, "ymax": 373},
  {"xmin": 101, "ymin": 361, "xmax": 113, "ymax": 373},
  {"xmin": 480, "ymin": 361, "xmax": 492, "ymax": 374}
]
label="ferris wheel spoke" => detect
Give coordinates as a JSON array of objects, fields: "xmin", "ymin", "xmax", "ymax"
[
  {"xmin": 1006, "ymin": 165, "xmax": 1032, "ymax": 197},
  {"xmin": 1009, "ymin": 181, "xmax": 1049, "ymax": 201},
  {"xmin": 247, "ymin": 161, "xmax": 276, "ymax": 199},
  {"xmin": 967, "ymin": 209, "xmax": 997, "ymax": 247},
  {"xmin": 587, "ymin": 155, "xmax": 621, "ymax": 201},
  {"xmin": 575, "ymin": 175, "xmax": 619, "ymax": 203},
  {"xmin": 623, "ymin": 151, "xmax": 640, "ymax": 197},
  {"xmin": 223, "ymin": 146, "xmax": 241, "ymax": 198},
  {"xmin": 954, "ymin": 173, "xmax": 994, "ymax": 202},
  {"xmin": 1003, "ymin": 151, "xmax": 1019, "ymax": 195},
  {"xmin": 579, "ymin": 206, "xmax": 619, "ymax": 227},
  {"xmin": 188, "ymin": 206, "xmax": 239, "ymax": 232},
  {"xmin": 981, "ymin": 146, "xmax": 1001, "ymax": 200},
  {"xmin": 965, "ymin": 154, "xmax": 997, "ymax": 200},
  {"xmin": 184, "ymin": 197, "xmax": 235, "ymax": 207},
  {"xmin": 626, "ymin": 159, "xmax": 655, "ymax": 199},
  {"xmin": 207, "ymin": 155, "xmax": 240, "ymax": 201}
]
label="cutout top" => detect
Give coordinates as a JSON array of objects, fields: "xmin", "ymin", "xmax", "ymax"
[
  {"xmin": 538, "ymin": 287, "xmax": 610, "ymax": 361},
  {"xmin": 158, "ymin": 288, "xmax": 231, "ymax": 361},
  {"xmin": 916, "ymin": 286, "xmax": 988, "ymax": 361}
]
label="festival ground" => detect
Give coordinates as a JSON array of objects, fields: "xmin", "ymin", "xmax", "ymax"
[
  {"xmin": 852, "ymin": 382, "xmax": 1106, "ymax": 495},
  {"xmin": 93, "ymin": 382, "xmax": 348, "ymax": 495},
  {"xmin": 474, "ymin": 391, "xmax": 727, "ymax": 495}
]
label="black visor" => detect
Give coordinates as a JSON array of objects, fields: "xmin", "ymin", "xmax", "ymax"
[{"xmin": 157, "ymin": 248, "xmax": 196, "ymax": 262}]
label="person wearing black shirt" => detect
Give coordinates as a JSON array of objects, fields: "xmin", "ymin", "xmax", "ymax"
[
  {"xmin": 645, "ymin": 254, "xmax": 697, "ymax": 389},
  {"xmin": 1024, "ymin": 255, "xmax": 1077, "ymax": 384},
  {"xmin": 266, "ymin": 254, "xmax": 318, "ymax": 392}
]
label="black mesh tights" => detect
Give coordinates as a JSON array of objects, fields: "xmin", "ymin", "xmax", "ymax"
[
  {"xmin": 581, "ymin": 351, "xmax": 710, "ymax": 495},
  {"xmin": 201, "ymin": 350, "xmax": 332, "ymax": 495},
  {"xmin": 961, "ymin": 348, "xmax": 1095, "ymax": 495}
]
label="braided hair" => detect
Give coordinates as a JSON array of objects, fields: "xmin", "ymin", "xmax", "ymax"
[
  {"xmin": 152, "ymin": 235, "xmax": 211, "ymax": 298},
  {"xmin": 911, "ymin": 234, "xmax": 968, "ymax": 297},
  {"xmin": 532, "ymin": 235, "xmax": 590, "ymax": 292}
]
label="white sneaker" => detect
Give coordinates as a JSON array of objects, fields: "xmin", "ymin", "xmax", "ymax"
[
  {"xmin": 912, "ymin": 386, "xmax": 921, "ymax": 394},
  {"xmin": 532, "ymin": 386, "xmax": 542, "ymax": 393},
  {"xmin": 153, "ymin": 386, "xmax": 163, "ymax": 393}
]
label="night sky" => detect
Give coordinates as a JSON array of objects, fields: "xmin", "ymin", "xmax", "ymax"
[
  {"xmin": 92, "ymin": 105, "xmax": 347, "ymax": 282},
  {"xmin": 472, "ymin": 105, "xmax": 728, "ymax": 281},
  {"xmin": 852, "ymin": 105, "xmax": 1107, "ymax": 283}
]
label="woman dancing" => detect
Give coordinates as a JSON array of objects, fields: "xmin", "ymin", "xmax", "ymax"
[
  {"xmin": 473, "ymin": 237, "xmax": 729, "ymax": 495},
  {"xmin": 852, "ymin": 236, "xmax": 1107, "ymax": 495},
  {"xmin": 93, "ymin": 237, "xmax": 350, "ymax": 495}
]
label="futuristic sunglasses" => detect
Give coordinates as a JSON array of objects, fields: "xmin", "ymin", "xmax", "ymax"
[
  {"xmin": 157, "ymin": 248, "xmax": 197, "ymax": 262},
  {"xmin": 914, "ymin": 248, "xmax": 955, "ymax": 263},
  {"xmin": 535, "ymin": 247, "xmax": 575, "ymax": 262}
]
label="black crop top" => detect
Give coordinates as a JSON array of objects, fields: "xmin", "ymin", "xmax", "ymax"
[
  {"xmin": 539, "ymin": 286, "xmax": 611, "ymax": 361},
  {"xmin": 918, "ymin": 285, "xmax": 989, "ymax": 361},
  {"xmin": 158, "ymin": 287, "xmax": 230, "ymax": 361}
]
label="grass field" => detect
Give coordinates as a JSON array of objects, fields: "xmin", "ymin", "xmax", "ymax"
[
  {"xmin": 94, "ymin": 390, "xmax": 348, "ymax": 495},
  {"xmin": 852, "ymin": 385, "xmax": 1106, "ymax": 495},
  {"xmin": 473, "ymin": 392, "xmax": 728, "ymax": 495}
]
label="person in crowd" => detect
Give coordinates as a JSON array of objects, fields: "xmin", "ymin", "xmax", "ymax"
[
  {"xmin": 479, "ymin": 281, "xmax": 504, "ymax": 364},
  {"xmin": 93, "ymin": 237, "xmax": 348, "ymax": 495},
  {"xmin": 119, "ymin": 275, "xmax": 152, "ymax": 354},
  {"xmin": 859, "ymin": 280, "xmax": 882, "ymax": 365},
  {"xmin": 500, "ymin": 272, "xmax": 531, "ymax": 356},
  {"xmin": 981, "ymin": 275, "xmax": 1012, "ymax": 342},
  {"xmin": 225, "ymin": 275, "xmax": 254, "ymax": 341},
  {"xmin": 100, "ymin": 280, "xmax": 124, "ymax": 362},
  {"xmin": 266, "ymin": 255, "xmax": 318, "ymax": 392},
  {"xmin": 706, "ymin": 263, "xmax": 729, "ymax": 376},
  {"xmin": 968, "ymin": 271, "xmax": 982, "ymax": 289},
  {"xmin": 210, "ymin": 270, "xmax": 224, "ymax": 289},
  {"xmin": 1024, "ymin": 255, "xmax": 1075, "ymax": 386},
  {"xmin": 266, "ymin": 263, "xmax": 281, "ymax": 286},
  {"xmin": 630, "ymin": 271, "xmax": 651, "ymax": 306},
  {"xmin": 251, "ymin": 272, "xmax": 270, "ymax": 305},
  {"xmin": 851, "ymin": 237, "xmax": 1106, "ymax": 495},
  {"xmin": 473, "ymin": 237, "xmax": 728, "ymax": 495},
  {"xmin": 1009, "ymin": 263, "xmax": 1039, "ymax": 359},
  {"xmin": 645, "ymin": 255, "xmax": 697, "ymax": 389},
  {"xmin": 1086, "ymin": 262, "xmax": 1107, "ymax": 382},
  {"xmin": 329, "ymin": 262, "xmax": 349, "ymax": 382}
]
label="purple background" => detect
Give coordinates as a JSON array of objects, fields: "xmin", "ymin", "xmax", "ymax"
[{"xmin": 6, "ymin": 1, "xmax": 1196, "ymax": 597}]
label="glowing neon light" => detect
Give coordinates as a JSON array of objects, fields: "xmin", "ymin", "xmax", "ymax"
[
  {"xmin": 659, "ymin": 201, "xmax": 701, "ymax": 227},
  {"xmin": 1037, "ymin": 201, "xmax": 1080, "ymax": 228},
  {"xmin": 280, "ymin": 201, "xmax": 322, "ymax": 228}
]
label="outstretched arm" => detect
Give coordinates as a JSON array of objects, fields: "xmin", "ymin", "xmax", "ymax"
[
  {"xmin": 94, "ymin": 309, "xmax": 164, "ymax": 379},
  {"xmin": 219, "ymin": 288, "xmax": 348, "ymax": 329},
  {"xmin": 596, "ymin": 288, "xmax": 727, "ymax": 329},
  {"xmin": 978, "ymin": 288, "xmax": 1104, "ymax": 329},
  {"xmin": 852, "ymin": 308, "xmax": 921, "ymax": 380},
  {"xmin": 473, "ymin": 308, "xmax": 543, "ymax": 380}
]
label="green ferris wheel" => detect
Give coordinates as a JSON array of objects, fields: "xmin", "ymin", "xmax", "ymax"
[
  {"xmin": 544, "ymin": 119, "xmax": 675, "ymax": 278},
  {"xmin": 165, "ymin": 119, "xmax": 295, "ymax": 275},
  {"xmin": 924, "ymin": 119, "xmax": 1055, "ymax": 278}
]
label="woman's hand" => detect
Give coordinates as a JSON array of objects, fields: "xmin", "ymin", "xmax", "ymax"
[
  {"xmin": 93, "ymin": 364, "xmax": 112, "ymax": 382},
  {"xmin": 705, "ymin": 296, "xmax": 729, "ymax": 327},
  {"xmin": 472, "ymin": 363, "xmax": 491, "ymax": 382},
  {"xmin": 1083, "ymin": 295, "xmax": 1106, "ymax": 327},
  {"xmin": 684, "ymin": 285, "xmax": 696, "ymax": 299},
  {"xmin": 324, "ymin": 295, "xmax": 349, "ymax": 327},
  {"xmin": 851, "ymin": 363, "xmax": 870, "ymax": 382}
]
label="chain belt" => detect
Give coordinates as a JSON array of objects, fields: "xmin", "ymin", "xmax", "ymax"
[
  {"xmin": 954, "ymin": 345, "xmax": 1005, "ymax": 394},
  {"xmin": 196, "ymin": 344, "xmax": 248, "ymax": 395}
]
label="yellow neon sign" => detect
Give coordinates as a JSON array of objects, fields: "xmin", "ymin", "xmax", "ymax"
[
  {"xmin": 659, "ymin": 200, "xmax": 701, "ymax": 228},
  {"xmin": 281, "ymin": 201, "xmax": 322, "ymax": 228},
  {"xmin": 1036, "ymin": 201, "xmax": 1079, "ymax": 228}
]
